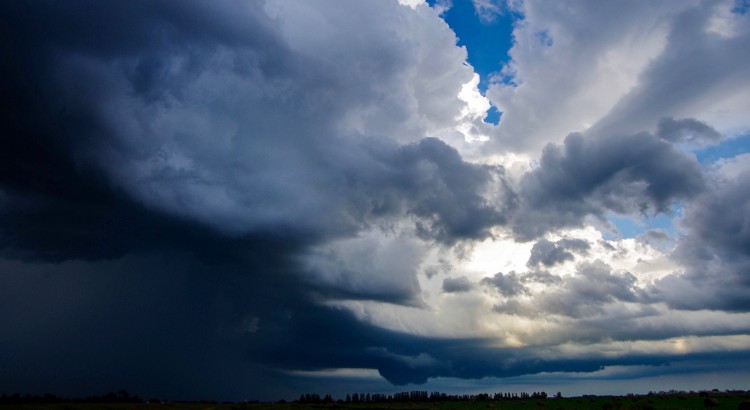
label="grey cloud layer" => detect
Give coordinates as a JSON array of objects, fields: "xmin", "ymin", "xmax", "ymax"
[
  {"xmin": 527, "ymin": 238, "xmax": 590, "ymax": 267},
  {"xmin": 649, "ymin": 168, "xmax": 750, "ymax": 312},
  {"xmin": 656, "ymin": 117, "xmax": 722, "ymax": 145},
  {"xmin": 482, "ymin": 260, "xmax": 641, "ymax": 319},
  {"xmin": 443, "ymin": 276, "xmax": 475, "ymax": 293},
  {"xmin": 589, "ymin": 1, "xmax": 750, "ymax": 139},
  {"xmin": 1, "ymin": 0, "xmax": 506, "ymax": 246},
  {"xmin": 0, "ymin": 0, "xmax": 512, "ymax": 397},
  {"xmin": 513, "ymin": 131, "xmax": 705, "ymax": 240},
  {"xmin": 481, "ymin": 272, "xmax": 528, "ymax": 297}
]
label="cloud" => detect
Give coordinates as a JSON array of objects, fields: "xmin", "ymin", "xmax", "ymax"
[
  {"xmin": 588, "ymin": 1, "xmax": 750, "ymax": 139},
  {"xmin": 489, "ymin": 260, "xmax": 643, "ymax": 319},
  {"xmin": 656, "ymin": 117, "xmax": 722, "ymax": 145},
  {"xmin": 250, "ymin": 298, "xmax": 750, "ymax": 386},
  {"xmin": 521, "ymin": 269, "xmax": 563, "ymax": 285},
  {"xmin": 562, "ymin": 261, "xmax": 642, "ymax": 305},
  {"xmin": 1, "ymin": 0, "xmax": 495, "ymax": 244},
  {"xmin": 1, "ymin": 0, "xmax": 749, "ymax": 400},
  {"xmin": 0, "ymin": 0, "xmax": 505, "ymax": 398},
  {"xmin": 472, "ymin": 0, "xmax": 504, "ymax": 23},
  {"xmin": 636, "ymin": 229, "xmax": 675, "ymax": 252},
  {"xmin": 648, "ymin": 159, "xmax": 750, "ymax": 312},
  {"xmin": 487, "ymin": 0, "xmax": 689, "ymax": 152},
  {"xmin": 527, "ymin": 238, "xmax": 590, "ymax": 267},
  {"xmin": 427, "ymin": 0, "xmax": 453, "ymax": 16},
  {"xmin": 487, "ymin": 1, "xmax": 750, "ymax": 153},
  {"xmin": 0, "ymin": 248, "xmax": 320, "ymax": 400},
  {"xmin": 481, "ymin": 271, "xmax": 528, "ymax": 297},
  {"xmin": 301, "ymin": 230, "xmax": 426, "ymax": 306},
  {"xmin": 511, "ymin": 130, "xmax": 705, "ymax": 240},
  {"xmin": 442, "ymin": 276, "xmax": 474, "ymax": 293},
  {"xmin": 377, "ymin": 138, "xmax": 513, "ymax": 243}
]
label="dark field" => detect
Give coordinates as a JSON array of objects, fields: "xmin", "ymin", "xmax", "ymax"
[{"xmin": 3, "ymin": 393, "xmax": 750, "ymax": 410}]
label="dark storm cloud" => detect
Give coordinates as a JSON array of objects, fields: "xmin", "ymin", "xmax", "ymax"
[
  {"xmin": 1, "ymin": 0, "xmax": 508, "ymax": 246},
  {"xmin": 0, "ymin": 241, "xmax": 321, "ymax": 400},
  {"xmin": 0, "ymin": 0, "xmax": 297, "ymax": 258},
  {"xmin": 678, "ymin": 172, "xmax": 750, "ymax": 261},
  {"xmin": 349, "ymin": 137, "xmax": 512, "ymax": 244},
  {"xmin": 442, "ymin": 276, "xmax": 474, "ymax": 293},
  {"xmin": 552, "ymin": 261, "xmax": 642, "ymax": 313},
  {"xmin": 299, "ymin": 232, "xmax": 427, "ymax": 306},
  {"xmin": 249, "ymin": 299, "xmax": 734, "ymax": 386},
  {"xmin": 638, "ymin": 229, "xmax": 671, "ymax": 243},
  {"xmin": 636, "ymin": 228, "xmax": 674, "ymax": 252},
  {"xmin": 292, "ymin": 137, "xmax": 512, "ymax": 305},
  {"xmin": 2, "ymin": 0, "xmax": 748, "ymax": 400},
  {"xmin": 527, "ymin": 238, "xmax": 590, "ymax": 267},
  {"xmin": 492, "ymin": 261, "xmax": 643, "ymax": 319},
  {"xmin": 403, "ymin": 141, "xmax": 509, "ymax": 242},
  {"xmin": 521, "ymin": 269, "xmax": 562, "ymax": 285},
  {"xmin": 656, "ymin": 117, "xmax": 722, "ymax": 146},
  {"xmin": 512, "ymin": 131, "xmax": 705, "ymax": 240},
  {"xmin": 480, "ymin": 272, "xmax": 528, "ymax": 297},
  {"xmin": 0, "ymin": 0, "xmax": 508, "ymax": 253},
  {"xmin": 647, "ymin": 169, "xmax": 750, "ymax": 312},
  {"xmin": 6, "ymin": 250, "xmax": 743, "ymax": 397},
  {"xmin": 0, "ymin": 0, "xmax": 515, "ymax": 400}
]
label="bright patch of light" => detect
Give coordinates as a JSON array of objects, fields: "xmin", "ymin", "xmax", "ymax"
[
  {"xmin": 288, "ymin": 368, "xmax": 383, "ymax": 379},
  {"xmin": 456, "ymin": 73, "xmax": 492, "ymax": 142},
  {"xmin": 672, "ymin": 338, "xmax": 688, "ymax": 353},
  {"xmin": 707, "ymin": 2, "xmax": 749, "ymax": 38},
  {"xmin": 458, "ymin": 75, "xmax": 491, "ymax": 121},
  {"xmin": 397, "ymin": 0, "xmax": 425, "ymax": 9},
  {"xmin": 554, "ymin": 334, "xmax": 750, "ymax": 358},
  {"xmin": 464, "ymin": 235, "xmax": 532, "ymax": 277},
  {"xmin": 711, "ymin": 152, "xmax": 750, "ymax": 181}
]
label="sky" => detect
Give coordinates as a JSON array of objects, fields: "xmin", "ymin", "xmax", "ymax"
[{"xmin": 1, "ymin": 0, "xmax": 750, "ymax": 402}]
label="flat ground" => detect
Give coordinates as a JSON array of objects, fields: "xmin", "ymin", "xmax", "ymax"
[{"xmin": 2, "ymin": 394, "xmax": 749, "ymax": 410}]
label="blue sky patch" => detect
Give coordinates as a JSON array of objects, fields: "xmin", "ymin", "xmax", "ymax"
[
  {"xmin": 427, "ymin": 0, "xmax": 517, "ymax": 93},
  {"xmin": 485, "ymin": 105, "xmax": 502, "ymax": 125},
  {"xmin": 732, "ymin": 0, "xmax": 750, "ymax": 15},
  {"xmin": 695, "ymin": 132, "xmax": 750, "ymax": 164},
  {"xmin": 605, "ymin": 209, "xmax": 681, "ymax": 240}
]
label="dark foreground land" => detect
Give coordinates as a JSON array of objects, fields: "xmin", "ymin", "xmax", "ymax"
[{"xmin": 3, "ymin": 392, "xmax": 750, "ymax": 410}]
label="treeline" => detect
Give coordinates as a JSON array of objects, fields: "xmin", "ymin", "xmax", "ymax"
[
  {"xmin": 0, "ymin": 390, "xmax": 249, "ymax": 405},
  {"xmin": 0, "ymin": 390, "xmax": 143, "ymax": 404},
  {"xmin": 297, "ymin": 390, "xmax": 554, "ymax": 403}
]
